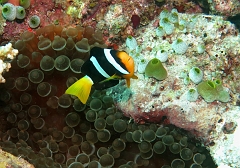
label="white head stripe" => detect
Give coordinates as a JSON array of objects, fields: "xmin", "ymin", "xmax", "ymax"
[
  {"xmin": 90, "ymin": 56, "xmax": 110, "ymax": 78},
  {"xmin": 104, "ymin": 49, "xmax": 129, "ymax": 75}
]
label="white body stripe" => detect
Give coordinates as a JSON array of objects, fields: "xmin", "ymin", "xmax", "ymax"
[
  {"xmin": 90, "ymin": 56, "xmax": 110, "ymax": 78},
  {"xmin": 104, "ymin": 49, "xmax": 129, "ymax": 75}
]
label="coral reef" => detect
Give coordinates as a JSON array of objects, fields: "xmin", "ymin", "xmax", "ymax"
[{"xmin": 0, "ymin": 0, "xmax": 240, "ymax": 167}]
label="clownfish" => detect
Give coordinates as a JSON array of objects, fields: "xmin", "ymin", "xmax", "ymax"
[{"xmin": 65, "ymin": 47, "xmax": 138, "ymax": 104}]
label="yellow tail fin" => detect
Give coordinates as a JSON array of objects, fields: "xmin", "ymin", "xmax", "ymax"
[{"xmin": 65, "ymin": 75, "xmax": 94, "ymax": 104}]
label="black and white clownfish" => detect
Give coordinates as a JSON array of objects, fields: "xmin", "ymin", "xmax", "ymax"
[{"xmin": 65, "ymin": 47, "xmax": 138, "ymax": 104}]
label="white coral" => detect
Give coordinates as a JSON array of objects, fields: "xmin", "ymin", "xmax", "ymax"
[{"xmin": 0, "ymin": 43, "xmax": 18, "ymax": 83}]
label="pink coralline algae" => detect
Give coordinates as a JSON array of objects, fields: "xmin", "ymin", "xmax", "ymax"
[
  {"xmin": 82, "ymin": 1, "xmax": 111, "ymax": 28},
  {"xmin": 210, "ymin": 0, "xmax": 240, "ymax": 16}
]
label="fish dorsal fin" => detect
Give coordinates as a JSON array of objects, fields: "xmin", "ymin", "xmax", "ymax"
[{"xmin": 65, "ymin": 75, "xmax": 94, "ymax": 104}]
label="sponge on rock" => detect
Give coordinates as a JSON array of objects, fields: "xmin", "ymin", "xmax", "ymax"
[
  {"xmin": 189, "ymin": 67, "xmax": 203, "ymax": 84},
  {"xmin": 28, "ymin": 15, "xmax": 40, "ymax": 28},
  {"xmin": 16, "ymin": 6, "xmax": 26, "ymax": 19},
  {"xmin": 214, "ymin": 79, "xmax": 230, "ymax": 102},
  {"xmin": 145, "ymin": 58, "xmax": 167, "ymax": 80},
  {"xmin": 172, "ymin": 38, "xmax": 188, "ymax": 55},
  {"xmin": 2, "ymin": 3, "xmax": 16, "ymax": 21},
  {"xmin": 197, "ymin": 80, "xmax": 217, "ymax": 103}
]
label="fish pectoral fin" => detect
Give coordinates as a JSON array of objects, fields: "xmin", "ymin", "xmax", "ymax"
[
  {"xmin": 110, "ymin": 74, "xmax": 122, "ymax": 80},
  {"xmin": 132, "ymin": 74, "xmax": 138, "ymax": 79},
  {"xmin": 99, "ymin": 74, "xmax": 121, "ymax": 83},
  {"xmin": 125, "ymin": 74, "xmax": 138, "ymax": 88},
  {"xmin": 65, "ymin": 75, "xmax": 94, "ymax": 104},
  {"xmin": 126, "ymin": 78, "xmax": 131, "ymax": 88}
]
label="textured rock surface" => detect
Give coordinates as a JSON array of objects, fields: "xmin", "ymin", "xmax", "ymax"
[
  {"xmin": 0, "ymin": 149, "xmax": 34, "ymax": 168},
  {"xmin": 107, "ymin": 12, "xmax": 240, "ymax": 167}
]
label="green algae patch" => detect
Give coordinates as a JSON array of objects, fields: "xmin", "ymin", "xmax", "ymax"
[{"xmin": 145, "ymin": 58, "xmax": 167, "ymax": 80}]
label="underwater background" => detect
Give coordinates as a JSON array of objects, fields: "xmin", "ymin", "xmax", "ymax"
[{"xmin": 0, "ymin": 0, "xmax": 240, "ymax": 167}]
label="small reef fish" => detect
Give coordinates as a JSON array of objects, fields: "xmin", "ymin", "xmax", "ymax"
[{"xmin": 65, "ymin": 47, "xmax": 138, "ymax": 104}]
